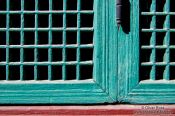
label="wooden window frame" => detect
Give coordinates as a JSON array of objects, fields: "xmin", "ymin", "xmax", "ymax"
[
  {"xmin": 118, "ymin": 0, "xmax": 175, "ymax": 104},
  {"xmin": 0, "ymin": 0, "xmax": 117, "ymax": 104}
]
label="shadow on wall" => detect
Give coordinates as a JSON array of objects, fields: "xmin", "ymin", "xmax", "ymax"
[{"xmin": 121, "ymin": 0, "xmax": 130, "ymax": 34}]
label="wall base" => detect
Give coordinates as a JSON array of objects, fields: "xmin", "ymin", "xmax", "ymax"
[{"xmin": 0, "ymin": 105, "xmax": 175, "ymax": 115}]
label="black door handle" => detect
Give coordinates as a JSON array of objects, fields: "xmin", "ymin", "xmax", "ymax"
[{"xmin": 116, "ymin": 0, "xmax": 122, "ymax": 27}]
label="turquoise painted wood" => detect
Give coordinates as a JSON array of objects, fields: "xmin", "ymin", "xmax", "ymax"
[
  {"xmin": 118, "ymin": 0, "xmax": 175, "ymax": 104},
  {"xmin": 0, "ymin": 0, "xmax": 117, "ymax": 104},
  {"xmin": 4, "ymin": 0, "xmax": 175, "ymax": 105}
]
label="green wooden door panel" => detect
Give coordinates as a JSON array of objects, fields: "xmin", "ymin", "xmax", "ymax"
[
  {"xmin": 118, "ymin": 0, "xmax": 175, "ymax": 104},
  {"xmin": 0, "ymin": 0, "xmax": 117, "ymax": 104}
]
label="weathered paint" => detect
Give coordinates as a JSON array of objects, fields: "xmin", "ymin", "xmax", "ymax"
[
  {"xmin": 1, "ymin": 0, "xmax": 175, "ymax": 105},
  {"xmin": 118, "ymin": 0, "xmax": 175, "ymax": 104},
  {"xmin": 0, "ymin": 0, "xmax": 117, "ymax": 104}
]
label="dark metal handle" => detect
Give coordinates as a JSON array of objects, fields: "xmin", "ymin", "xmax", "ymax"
[{"xmin": 116, "ymin": 0, "xmax": 122, "ymax": 26}]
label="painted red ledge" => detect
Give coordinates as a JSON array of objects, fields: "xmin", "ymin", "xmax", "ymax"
[{"xmin": 0, "ymin": 105, "xmax": 175, "ymax": 115}]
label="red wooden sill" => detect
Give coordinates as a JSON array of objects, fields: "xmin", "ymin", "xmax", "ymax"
[{"xmin": 0, "ymin": 105, "xmax": 175, "ymax": 115}]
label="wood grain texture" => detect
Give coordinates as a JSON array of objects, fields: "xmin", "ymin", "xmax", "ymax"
[
  {"xmin": 118, "ymin": 0, "xmax": 175, "ymax": 104},
  {"xmin": 0, "ymin": 0, "xmax": 117, "ymax": 104}
]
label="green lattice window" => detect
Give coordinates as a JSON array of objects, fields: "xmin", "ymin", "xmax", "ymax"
[
  {"xmin": 0, "ymin": 0, "xmax": 117, "ymax": 104},
  {"xmin": 3, "ymin": 0, "xmax": 175, "ymax": 105},
  {"xmin": 140, "ymin": 0, "xmax": 175, "ymax": 81},
  {"xmin": 118, "ymin": 0, "xmax": 175, "ymax": 104},
  {"xmin": 0, "ymin": 0, "xmax": 94, "ymax": 81}
]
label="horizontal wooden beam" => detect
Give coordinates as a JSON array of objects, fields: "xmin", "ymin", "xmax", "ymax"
[{"xmin": 0, "ymin": 105, "xmax": 175, "ymax": 115}]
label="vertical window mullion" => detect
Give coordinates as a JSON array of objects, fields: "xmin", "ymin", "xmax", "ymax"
[
  {"xmin": 6, "ymin": 0, "xmax": 10, "ymax": 81},
  {"xmin": 164, "ymin": 0, "xmax": 170, "ymax": 80},
  {"xmin": 20, "ymin": 0, "xmax": 24, "ymax": 80},
  {"xmin": 34, "ymin": 0, "xmax": 39, "ymax": 80},
  {"xmin": 76, "ymin": 0, "xmax": 81, "ymax": 80},
  {"xmin": 62, "ymin": 0, "xmax": 67, "ymax": 80},
  {"xmin": 150, "ymin": 0, "xmax": 156, "ymax": 80},
  {"xmin": 48, "ymin": 0, "xmax": 52, "ymax": 80}
]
